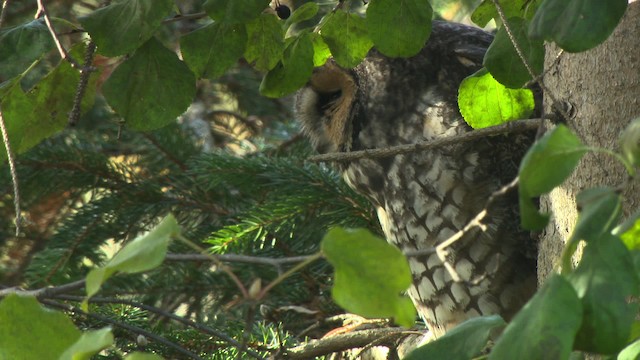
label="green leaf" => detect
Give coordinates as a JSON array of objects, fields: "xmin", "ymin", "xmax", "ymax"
[
  {"xmin": 489, "ymin": 275, "xmax": 582, "ymax": 360},
  {"xmin": 458, "ymin": 68, "xmax": 534, "ymax": 129},
  {"xmin": 181, "ymin": 22, "xmax": 247, "ymax": 79},
  {"xmin": 320, "ymin": 10, "xmax": 372, "ymax": 68},
  {"xmin": 518, "ymin": 125, "xmax": 587, "ymax": 230},
  {"xmin": 0, "ymin": 295, "xmax": 81, "ymax": 359},
  {"xmin": 321, "ymin": 227, "xmax": 416, "ymax": 327},
  {"xmin": 619, "ymin": 339, "xmax": 640, "ymax": 360},
  {"xmin": 561, "ymin": 188, "xmax": 622, "ymax": 271},
  {"xmin": 59, "ymin": 327, "xmax": 114, "ymax": 360},
  {"xmin": 620, "ymin": 117, "xmax": 640, "ymax": 168},
  {"xmin": 203, "ymin": 0, "xmax": 270, "ymax": 24},
  {"xmin": 0, "ymin": 44, "xmax": 97, "ymax": 162},
  {"xmin": 260, "ymin": 32, "xmax": 314, "ymax": 98},
  {"xmin": 0, "ymin": 19, "xmax": 54, "ymax": 79},
  {"xmin": 244, "ymin": 14, "xmax": 285, "ymax": 72},
  {"xmin": 471, "ymin": 0, "xmax": 542, "ymax": 27},
  {"xmin": 484, "ymin": 17, "xmax": 544, "ymax": 88},
  {"xmin": 529, "ymin": 0, "xmax": 627, "ymax": 53},
  {"xmin": 620, "ymin": 212, "xmax": 640, "ymax": 251},
  {"xmin": 366, "ymin": 0, "xmax": 432, "ymax": 57},
  {"xmin": 124, "ymin": 353, "xmax": 165, "ymax": 360},
  {"xmin": 405, "ymin": 315, "xmax": 505, "ymax": 360},
  {"xmin": 568, "ymin": 235, "xmax": 639, "ymax": 354},
  {"xmin": 310, "ymin": 33, "xmax": 331, "ymax": 67},
  {"xmin": 85, "ymin": 215, "xmax": 179, "ymax": 300},
  {"xmin": 284, "ymin": 2, "xmax": 319, "ymax": 29},
  {"xmin": 79, "ymin": 0, "xmax": 173, "ymax": 56},
  {"xmin": 103, "ymin": 38, "xmax": 195, "ymax": 131}
]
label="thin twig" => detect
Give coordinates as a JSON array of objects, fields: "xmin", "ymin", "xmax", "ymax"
[
  {"xmin": 40, "ymin": 299, "xmax": 205, "ymax": 360},
  {"xmin": 0, "ymin": 0, "xmax": 10, "ymax": 28},
  {"xmin": 36, "ymin": 0, "xmax": 82, "ymax": 69},
  {"xmin": 0, "ymin": 109, "xmax": 21, "ymax": 236},
  {"xmin": 0, "ymin": 279, "xmax": 85, "ymax": 298},
  {"xmin": 165, "ymin": 253, "xmax": 316, "ymax": 267},
  {"xmin": 52, "ymin": 294, "xmax": 265, "ymax": 360},
  {"xmin": 68, "ymin": 41, "xmax": 97, "ymax": 126},
  {"xmin": 308, "ymin": 118, "xmax": 540, "ymax": 163}
]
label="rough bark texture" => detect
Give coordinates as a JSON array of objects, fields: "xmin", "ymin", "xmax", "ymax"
[{"xmin": 538, "ymin": 2, "xmax": 640, "ymax": 284}]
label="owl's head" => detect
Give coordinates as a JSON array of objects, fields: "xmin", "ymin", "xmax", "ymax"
[{"xmin": 295, "ymin": 60, "xmax": 357, "ymax": 154}]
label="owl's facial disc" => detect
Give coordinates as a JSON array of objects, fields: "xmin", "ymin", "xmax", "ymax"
[{"xmin": 305, "ymin": 61, "xmax": 356, "ymax": 153}]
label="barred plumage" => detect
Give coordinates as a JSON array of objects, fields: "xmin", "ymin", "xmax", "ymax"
[{"xmin": 295, "ymin": 21, "xmax": 536, "ymax": 337}]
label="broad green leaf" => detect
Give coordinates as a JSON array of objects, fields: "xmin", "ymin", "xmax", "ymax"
[
  {"xmin": 405, "ymin": 315, "xmax": 505, "ymax": 360},
  {"xmin": 0, "ymin": 44, "xmax": 97, "ymax": 162},
  {"xmin": 568, "ymin": 235, "xmax": 639, "ymax": 354},
  {"xmin": 204, "ymin": 0, "xmax": 269, "ymax": 24},
  {"xmin": 518, "ymin": 125, "xmax": 587, "ymax": 230},
  {"xmin": 366, "ymin": 0, "xmax": 432, "ymax": 57},
  {"xmin": 0, "ymin": 19, "xmax": 54, "ymax": 79},
  {"xmin": 85, "ymin": 215, "xmax": 179, "ymax": 300},
  {"xmin": 471, "ymin": 0, "xmax": 542, "ymax": 27},
  {"xmin": 0, "ymin": 295, "xmax": 81, "ymax": 359},
  {"xmin": 561, "ymin": 188, "xmax": 622, "ymax": 271},
  {"xmin": 320, "ymin": 10, "xmax": 372, "ymax": 68},
  {"xmin": 59, "ymin": 327, "xmax": 113, "ymax": 360},
  {"xmin": 244, "ymin": 14, "xmax": 285, "ymax": 72},
  {"xmin": 79, "ymin": 0, "xmax": 173, "ymax": 56},
  {"xmin": 260, "ymin": 32, "xmax": 314, "ymax": 98},
  {"xmin": 490, "ymin": 275, "xmax": 582, "ymax": 360},
  {"xmin": 458, "ymin": 68, "xmax": 534, "ymax": 129},
  {"xmin": 619, "ymin": 339, "xmax": 640, "ymax": 360},
  {"xmin": 124, "ymin": 353, "xmax": 164, "ymax": 360},
  {"xmin": 529, "ymin": 0, "xmax": 627, "ymax": 53},
  {"xmin": 310, "ymin": 33, "xmax": 331, "ymax": 67},
  {"xmin": 103, "ymin": 38, "xmax": 195, "ymax": 131},
  {"xmin": 284, "ymin": 2, "xmax": 319, "ymax": 30},
  {"xmin": 181, "ymin": 22, "xmax": 247, "ymax": 79},
  {"xmin": 484, "ymin": 17, "xmax": 544, "ymax": 88},
  {"xmin": 321, "ymin": 227, "xmax": 416, "ymax": 327},
  {"xmin": 620, "ymin": 117, "xmax": 640, "ymax": 168}
]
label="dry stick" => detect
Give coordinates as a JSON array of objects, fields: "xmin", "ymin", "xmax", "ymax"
[
  {"xmin": 40, "ymin": 299, "xmax": 205, "ymax": 360},
  {"xmin": 36, "ymin": 0, "xmax": 82, "ymax": 69},
  {"xmin": 308, "ymin": 118, "xmax": 540, "ymax": 163}
]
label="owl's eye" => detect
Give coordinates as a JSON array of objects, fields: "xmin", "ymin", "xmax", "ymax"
[{"xmin": 316, "ymin": 90, "xmax": 343, "ymax": 116}]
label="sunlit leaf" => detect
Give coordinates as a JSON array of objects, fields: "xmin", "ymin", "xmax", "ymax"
[
  {"xmin": 59, "ymin": 327, "xmax": 113, "ymax": 360},
  {"xmin": 321, "ymin": 227, "xmax": 416, "ymax": 327},
  {"xmin": 472, "ymin": 0, "xmax": 543, "ymax": 27},
  {"xmin": 320, "ymin": 10, "xmax": 372, "ymax": 68},
  {"xmin": 458, "ymin": 68, "xmax": 534, "ymax": 128}
]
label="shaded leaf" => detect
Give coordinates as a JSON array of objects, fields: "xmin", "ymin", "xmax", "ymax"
[
  {"xmin": 85, "ymin": 215, "xmax": 179, "ymax": 300},
  {"xmin": 260, "ymin": 32, "xmax": 314, "ymax": 98},
  {"xmin": 568, "ymin": 235, "xmax": 639, "ymax": 354},
  {"xmin": 59, "ymin": 327, "xmax": 114, "ymax": 360},
  {"xmin": 181, "ymin": 22, "xmax": 247, "ymax": 79},
  {"xmin": 620, "ymin": 117, "xmax": 640, "ymax": 168},
  {"xmin": 490, "ymin": 275, "xmax": 582, "ymax": 360},
  {"xmin": 244, "ymin": 14, "xmax": 285, "ymax": 72},
  {"xmin": 321, "ymin": 10, "xmax": 372, "ymax": 68},
  {"xmin": 0, "ymin": 19, "xmax": 54, "ymax": 79},
  {"xmin": 529, "ymin": 0, "xmax": 627, "ymax": 53},
  {"xmin": 458, "ymin": 68, "xmax": 534, "ymax": 128},
  {"xmin": 284, "ymin": 2, "xmax": 319, "ymax": 29},
  {"xmin": 321, "ymin": 227, "xmax": 416, "ymax": 327},
  {"xmin": 518, "ymin": 125, "xmax": 587, "ymax": 230},
  {"xmin": 0, "ymin": 295, "xmax": 80, "ymax": 359},
  {"xmin": 405, "ymin": 315, "xmax": 505, "ymax": 360},
  {"xmin": 79, "ymin": 0, "xmax": 173, "ymax": 56},
  {"xmin": 484, "ymin": 17, "xmax": 544, "ymax": 88},
  {"xmin": 103, "ymin": 38, "xmax": 195, "ymax": 131},
  {"xmin": 204, "ymin": 0, "xmax": 270, "ymax": 24},
  {"xmin": 366, "ymin": 0, "xmax": 432, "ymax": 57}
]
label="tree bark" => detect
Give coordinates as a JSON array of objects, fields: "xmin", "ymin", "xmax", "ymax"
[{"xmin": 537, "ymin": 1, "xmax": 640, "ymax": 283}]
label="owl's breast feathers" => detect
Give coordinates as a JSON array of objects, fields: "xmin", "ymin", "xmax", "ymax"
[{"xmin": 295, "ymin": 21, "xmax": 536, "ymax": 337}]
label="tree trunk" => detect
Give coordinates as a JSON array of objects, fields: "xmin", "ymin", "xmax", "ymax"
[{"xmin": 537, "ymin": 1, "xmax": 640, "ymax": 283}]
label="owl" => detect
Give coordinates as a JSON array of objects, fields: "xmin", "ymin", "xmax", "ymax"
[{"xmin": 295, "ymin": 21, "xmax": 537, "ymax": 338}]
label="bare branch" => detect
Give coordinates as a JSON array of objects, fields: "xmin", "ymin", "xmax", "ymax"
[
  {"xmin": 308, "ymin": 118, "xmax": 540, "ymax": 163},
  {"xmin": 36, "ymin": 0, "xmax": 82, "ymax": 69},
  {"xmin": 0, "ymin": 108, "xmax": 22, "ymax": 236},
  {"xmin": 68, "ymin": 41, "xmax": 97, "ymax": 126},
  {"xmin": 0, "ymin": 0, "xmax": 10, "ymax": 28}
]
